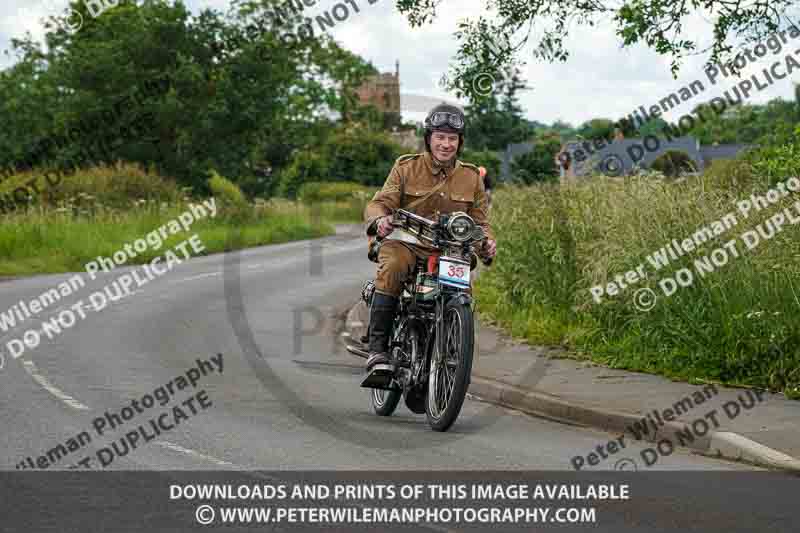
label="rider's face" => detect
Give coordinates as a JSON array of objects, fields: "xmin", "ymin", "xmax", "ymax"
[{"xmin": 429, "ymin": 131, "xmax": 460, "ymax": 163}]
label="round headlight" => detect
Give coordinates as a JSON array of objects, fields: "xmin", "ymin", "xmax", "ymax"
[{"xmin": 447, "ymin": 213, "xmax": 475, "ymax": 242}]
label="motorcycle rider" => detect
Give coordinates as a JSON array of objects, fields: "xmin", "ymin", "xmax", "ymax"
[{"xmin": 363, "ymin": 104, "xmax": 497, "ymax": 372}]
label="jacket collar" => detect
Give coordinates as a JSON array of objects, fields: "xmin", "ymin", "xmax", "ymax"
[{"xmin": 424, "ymin": 151, "xmax": 457, "ymax": 178}]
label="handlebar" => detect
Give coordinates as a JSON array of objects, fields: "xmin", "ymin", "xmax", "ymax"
[{"xmin": 389, "ymin": 209, "xmax": 494, "ymax": 266}]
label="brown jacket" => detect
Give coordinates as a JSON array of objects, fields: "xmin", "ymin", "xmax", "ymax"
[{"xmin": 364, "ymin": 152, "xmax": 494, "ymax": 241}]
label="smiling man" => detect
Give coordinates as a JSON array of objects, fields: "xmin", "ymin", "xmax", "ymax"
[{"xmin": 362, "ymin": 104, "xmax": 496, "ymax": 372}]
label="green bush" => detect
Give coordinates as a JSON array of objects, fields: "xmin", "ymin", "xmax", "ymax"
[
  {"xmin": 0, "ymin": 162, "xmax": 182, "ymax": 209},
  {"xmin": 460, "ymin": 148, "xmax": 501, "ymax": 181},
  {"xmin": 649, "ymin": 150, "xmax": 699, "ymax": 177},
  {"xmin": 511, "ymin": 135, "xmax": 561, "ymax": 185},
  {"xmin": 208, "ymin": 170, "xmax": 250, "ymax": 220},
  {"xmin": 746, "ymin": 130, "xmax": 800, "ymax": 185},
  {"xmin": 277, "ymin": 125, "xmax": 404, "ymax": 198}
]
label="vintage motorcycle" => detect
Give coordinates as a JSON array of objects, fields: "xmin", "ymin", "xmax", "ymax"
[{"xmin": 346, "ymin": 208, "xmax": 492, "ymax": 432}]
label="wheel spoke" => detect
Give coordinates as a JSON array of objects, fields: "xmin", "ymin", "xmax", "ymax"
[{"xmin": 428, "ymin": 306, "xmax": 469, "ymax": 420}]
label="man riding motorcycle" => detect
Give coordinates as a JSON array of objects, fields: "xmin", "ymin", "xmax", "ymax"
[{"xmin": 363, "ymin": 104, "xmax": 497, "ymax": 372}]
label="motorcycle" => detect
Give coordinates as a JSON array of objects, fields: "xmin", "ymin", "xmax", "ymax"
[{"xmin": 346, "ymin": 208, "xmax": 492, "ymax": 432}]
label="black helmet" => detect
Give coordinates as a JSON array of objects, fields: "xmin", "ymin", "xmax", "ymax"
[
  {"xmin": 424, "ymin": 104, "xmax": 466, "ymax": 135},
  {"xmin": 423, "ymin": 104, "xmax": 466, "ymax": 156}
]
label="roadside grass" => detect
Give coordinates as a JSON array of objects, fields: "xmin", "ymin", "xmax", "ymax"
[
  {"xmin": 0, "ymin": 165, "xmax": 369, "ymax": 276},
  {"xmin": 0, "ymin": 204, "xmax": 334, "ymax": 275},
  {"xmin": 475, "ymin": 173, "xmax": 800, "ymax": 398}
]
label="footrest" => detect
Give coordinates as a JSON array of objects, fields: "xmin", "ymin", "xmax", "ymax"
[
  {"xmin": 360, "ymin": 364, "xmax": 395, "ymax": 389},
  {"xmin": 346, "ymin": 344, "xmax": 370, "ymax": 359}
]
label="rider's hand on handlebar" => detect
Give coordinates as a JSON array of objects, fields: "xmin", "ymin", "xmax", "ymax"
[{"xmin": 376, "ymin": 215, "xmax": 394, "ymax": 238}]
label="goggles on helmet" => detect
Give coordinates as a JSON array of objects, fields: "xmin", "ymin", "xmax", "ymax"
[{"xmin": 427, "ymin": 111, "xmax": 464, "ymax": 131}]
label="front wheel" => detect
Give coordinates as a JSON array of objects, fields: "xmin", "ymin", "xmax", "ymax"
[{"xmin": 426, "ymin": 300, "xmax": 474, "ymax": 432}]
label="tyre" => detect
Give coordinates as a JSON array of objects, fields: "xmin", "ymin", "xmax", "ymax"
[
  {"xmin": 425, "ymin": 299, "xmax": 474, "ymax": 432},
  {"xmin": 370, "ymin": 386, "xmax": 402, "ymax": 416}
]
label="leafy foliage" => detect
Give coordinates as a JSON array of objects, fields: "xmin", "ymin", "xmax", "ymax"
[
  {"xmin": 681, "ymin": 98, "xmax": 800, "ymax": 146},
  {"xmin": 463, "ymin": 68, "xmax": 535, "ymax": 151},
  {"xmin": 278, "ymin": 125, "xmax": 405, "ymax": 198},
  {"xmin": 746, "ymin": 128, "xmax": 800, "ymax": 184},
  {"xmin": 396, "ymin": 0, "xmax": 797, "ymax": 100},
  {"xmin": 577, "ymin": 119, "xmax": 616, "ymax": 141},
  {"xmin": 460, "ymin": 148, "xmax": 501, "ymax": 181},
  {"xmin": 649, "ymin": 150, "xmax": 698, "ymax": 177},
  {"xmin": 0, "ymin": 0, "xmax": 376, "ymax": 195},
  {"xmin": 510, "ymin": 133, "xmax": 561, "ymax": 185}
]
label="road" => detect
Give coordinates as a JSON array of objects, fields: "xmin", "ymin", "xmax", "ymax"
[{"xmin": 0, "ymin": 225, "xmax": 758, "ymax": 472}]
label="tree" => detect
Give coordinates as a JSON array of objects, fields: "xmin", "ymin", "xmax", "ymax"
[
  {"xmin": 463, "ymin": 67, "xmax": 535, "ymax": 151},
  {"xmin": 0, "ymin": 0, "xmax": 376, "ymax": 195},
  {"xmin": 678, "ymin": 98, "xmax": 799, "ymax": 146},
  {"xmin": 511, "ymin": 132, "xmax": 561, "ymax": 185},
  {"xmin": 396, "ymin": 0, "xmax": 797, "ymax": 100},
  {"xmin": 277, "ymin": 125, "xmax": 405, "ymax": 197},
  {"xmin": 460, "ymin": 148, "xmax": 501, "ymax": 180},
  {"xmin": 577, "ymin": 119, "xmax": 615, "ymax": 141}
]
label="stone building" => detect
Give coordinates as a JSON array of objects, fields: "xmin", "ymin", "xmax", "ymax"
[{"xmin": 355, "ymin": 60, "xmax": 401, "ymax": 116}]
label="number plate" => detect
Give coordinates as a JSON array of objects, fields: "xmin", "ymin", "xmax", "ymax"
[{"xmin": 438, "ymin": 257, "xmax": 470, "ymax": 288}]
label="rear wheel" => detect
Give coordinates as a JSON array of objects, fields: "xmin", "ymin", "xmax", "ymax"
[
  {"xmin": 425, "ymin": 300, "xmax": 474, "ymax": 432},
  {"xmin": 371, "ymin": 386, "xmax": 401, "ymax": 416},
  {"xmin": 370, "ymin": 325, "xmax": 404, "ymax": 417}
]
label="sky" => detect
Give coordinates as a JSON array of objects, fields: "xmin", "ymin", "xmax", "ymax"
[{"xmin": 2, "ymin": 0, "xmax": 800, "ymax": 128}]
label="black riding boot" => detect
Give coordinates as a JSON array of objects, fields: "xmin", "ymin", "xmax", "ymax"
[{"xmin": 365, "ymin": 293, "xmax": 397, "ymax": 370}]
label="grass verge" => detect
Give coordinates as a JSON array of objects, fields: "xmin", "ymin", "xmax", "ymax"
[
  {"xmin": 475, "ymin": 173, "xmax": 800, "ymax": 398},
  {"xmin": 0, "ymin": 164, "xmax": 369, "ymax": 275}
]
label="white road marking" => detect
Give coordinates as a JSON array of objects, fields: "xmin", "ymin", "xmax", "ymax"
[
  {"xmin": 22, "ymin": 360, "xmax": 90, "ymax": 411},
  {"xmin": 172, "ymin": 272, "xmax": 221, "ymax": 284},
  {"xmin": 156, "ymin": 441, "xmax": 236, "ymax": 466}
]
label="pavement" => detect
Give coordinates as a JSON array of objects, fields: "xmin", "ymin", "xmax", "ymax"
[{"xmin": 345, "ymin": 298, "xmax": 800, "ymax": 474}]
